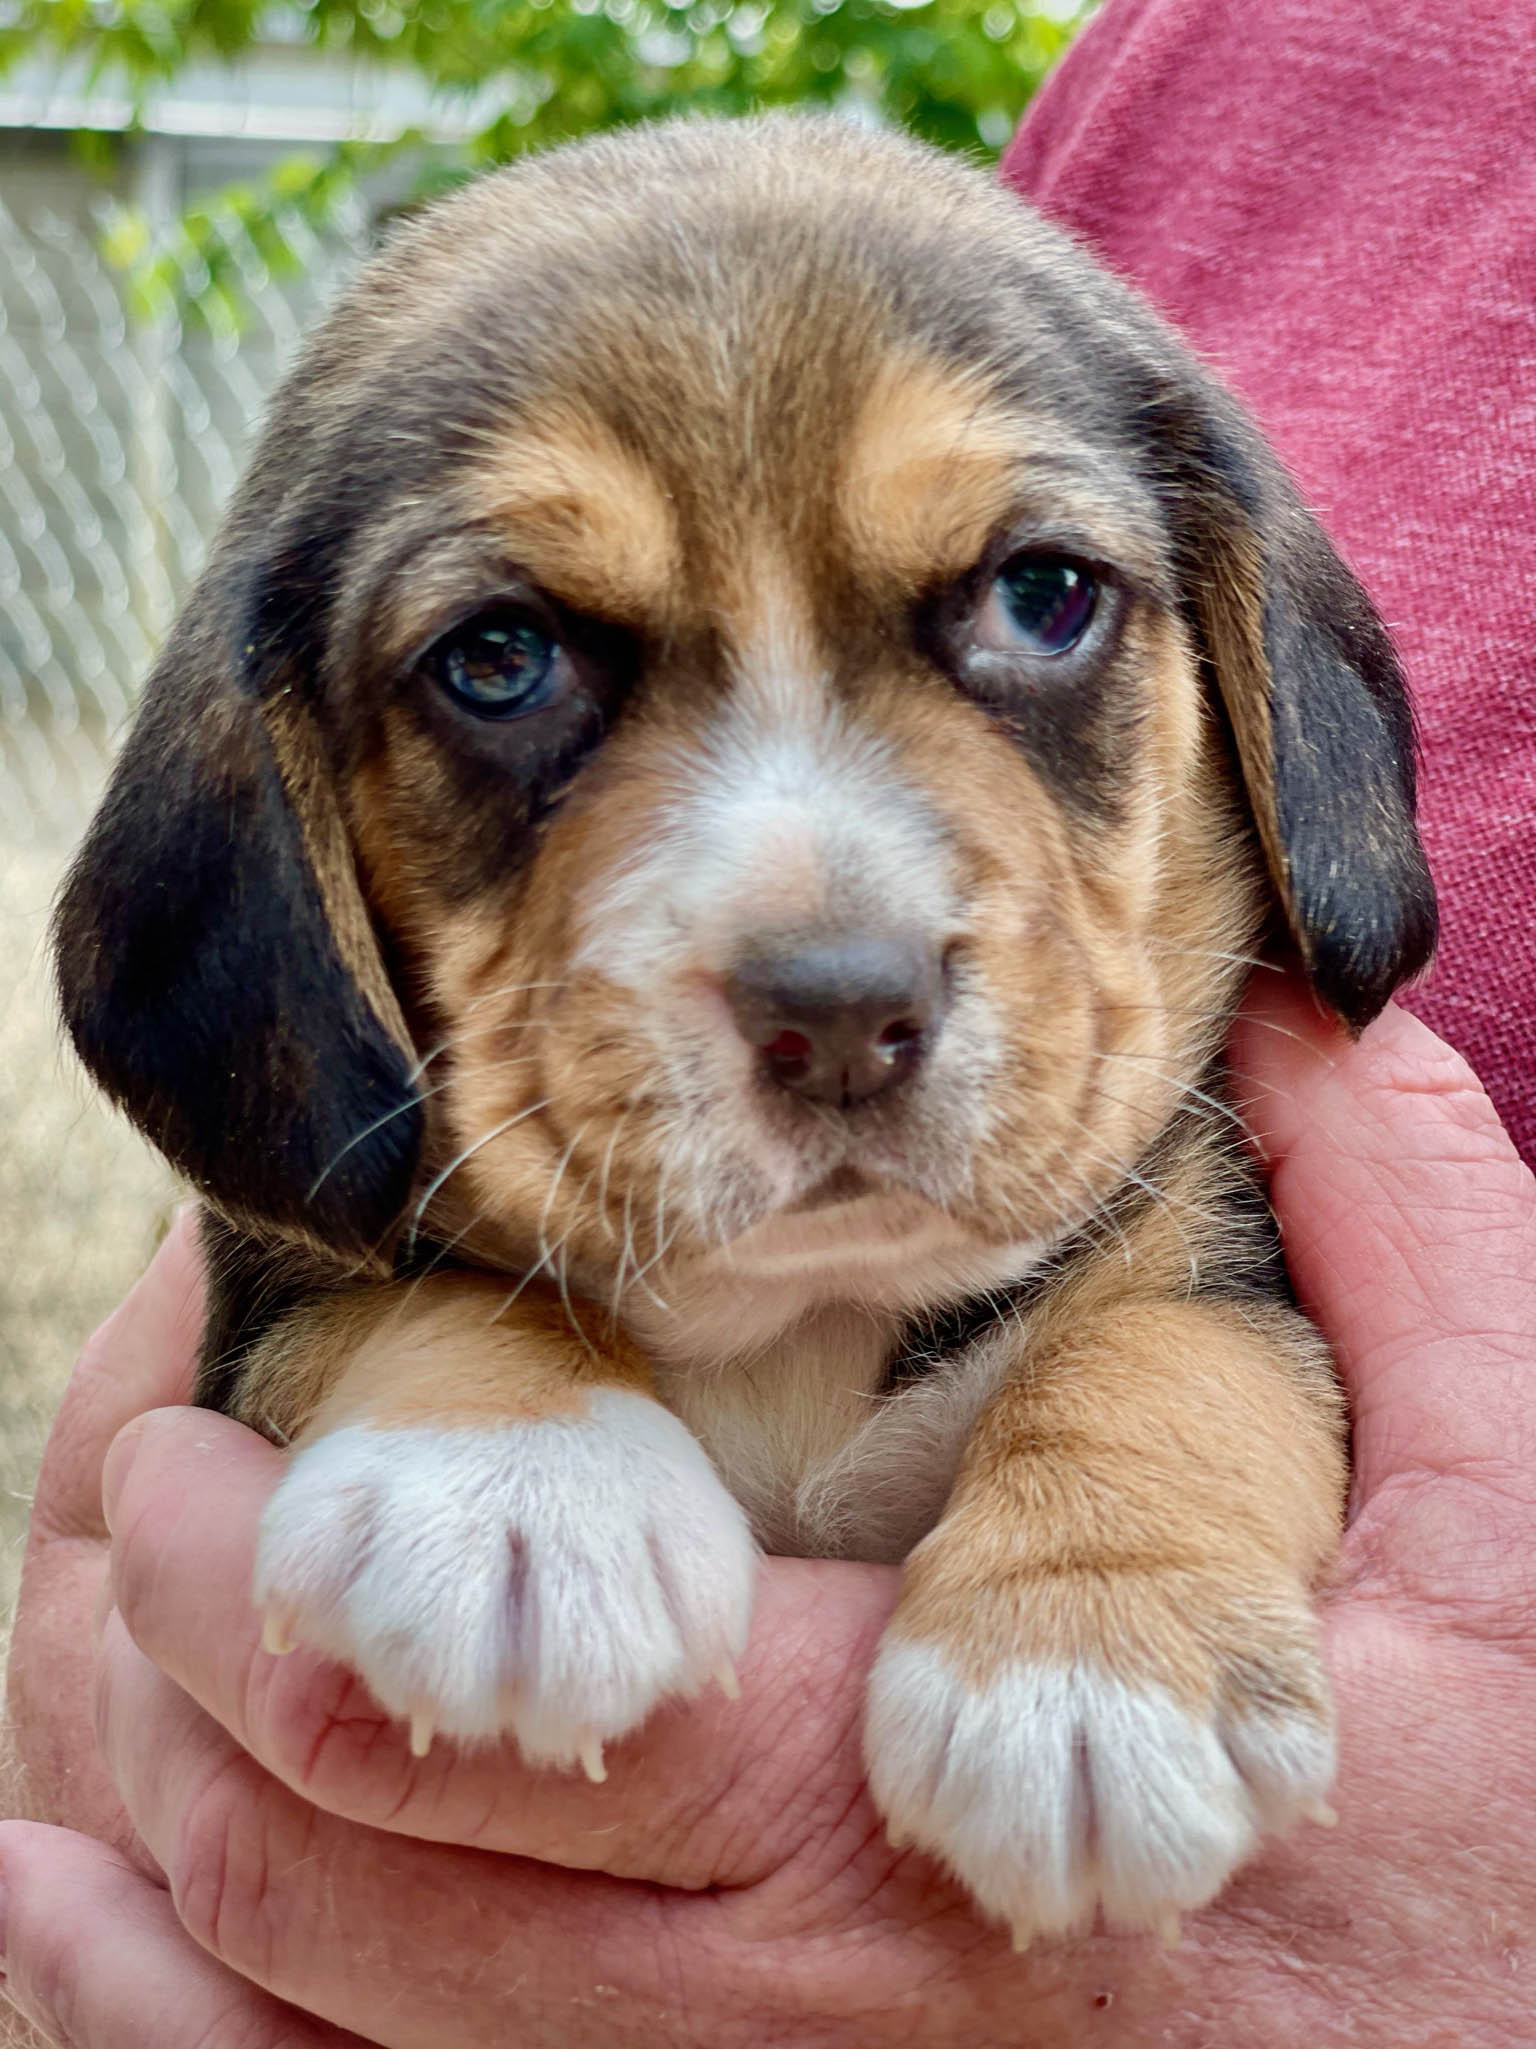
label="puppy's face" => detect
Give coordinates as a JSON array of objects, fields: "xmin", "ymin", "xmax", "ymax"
[
  {"xmin": 357, "ymin": 373, "xmax": 1234, "ymax": 1328},
  {"xmin": 56, "ymin": 119, "xmax": 1435, "ymax": 1315}
]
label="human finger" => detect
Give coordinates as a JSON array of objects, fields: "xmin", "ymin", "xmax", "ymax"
[
  {"xmin": 1230, "ymin": 977, "xmax": 1536, "ymax": 1485},
  {"xmin": 29, "ymin": 1209, "xmax": 204, "ymax": 1547},
  {"xmin": 93, "ymin": 1616, "xmax": 726, "ymax": 2049},
  {"xmin": 0, "ymin": 1819, "xmax": 372, "ymax": 2049},
  {"xmin": 5, "ymin": 1213, "xmax": 204, "ymax": 1852},
  {"xmin": 103, "ymin": 1403, "xmax": 895, "ymax": 1889}
]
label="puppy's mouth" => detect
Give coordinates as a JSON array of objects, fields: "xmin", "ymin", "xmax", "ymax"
[{"xmin": 781, "ymin": 1164, "xmax": 876, "ymax": 1213}]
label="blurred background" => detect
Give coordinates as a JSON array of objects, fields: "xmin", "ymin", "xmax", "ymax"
[{"xmin": 0, "ymin": 0, "xmax": 1092, "ymax": 1620}]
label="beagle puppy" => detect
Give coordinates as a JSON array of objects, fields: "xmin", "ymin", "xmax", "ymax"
[{"xmin": 55, "ymin": 114, "xmax": 1436, "ymax": 1945}]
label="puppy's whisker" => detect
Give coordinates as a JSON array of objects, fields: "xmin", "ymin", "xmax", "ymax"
[
  {"xmin": 1145, "ymin": 945, "xmax": 1278, "ymax": 973},
  {"xmin": 1223, "ymin": 1015, "xmax": 1316, "ymax": 1048},
  {"xmin": 653, "ymin": 1172, "xmax": 669, "ymax": 1279},
  {"xmin": 418, "ymin": 1017, "xmax": 552, "ymax": 1060},
  {"xmin": 535, "ymin": 1127, "xmax": 586, "ymax": 1267},
  {"xmin": 308, "ymin": 1074, "xmax": 459, "ymax": 1199},
  {"xmin": 406, "ymin": 1098, "xmax": 551, "ymax": 1258},
  {"xmin": 618, "ymin": 1159, "xmax": 679, "ymax": 1312},
  {"xmin": 1102, "ymin": 1004, "xmax": 1249, "ymax": 1022},
  {"xmin": 628, "ymin": 1215, "xmax": 682, "ymax": 1297},
  {"xmin": 485, "ymin": 1126, "xmax": 589, "ymax": 1324},
  {"xmin": 594, "ymin": 1110, "xmax": 633, "ymax": 1249},
  {"xmin": 1031, "ymin": 1120, "xmax": 1161, "ymax": 1268},
  {"xmin": 554, "ymin": 1163, "xmax": 601, "ymax": 1357},
  {"xmin": 404, "ymin": 1040, "xmax": 455, "ymax": 1086},
  {"xmin": 1056, "ymin": 1108, "xmax": 1205, "ymax": 1284},
  {"xmin": 1093, "ymin": 1055, "xmax": 1248, "ymax": 1136},
  {"xmin": 398, "ymin": 1196, "xmax": 509, "ymax": 1309},
  {"xmin": 616, "ymin": 1182, "xmax": 638, "ymax": 1314},
  {"xmin": 454, "ymin": 978, "xmax": 571, "ymax": 1014}
]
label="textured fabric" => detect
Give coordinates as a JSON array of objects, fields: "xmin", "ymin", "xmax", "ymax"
[{"xmin": 1003, "ymin": 0, "xmax": 1536, "ymax": 1161}]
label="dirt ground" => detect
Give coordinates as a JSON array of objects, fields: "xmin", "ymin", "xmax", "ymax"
[{"xmin": 0, "ymin": 828, "xmax": 176, "ymax": 1633}]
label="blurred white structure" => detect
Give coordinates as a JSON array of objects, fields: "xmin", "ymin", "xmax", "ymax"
[{"xmin": 0, "ymin": 54, "xmax": 478, "ymax": 842}]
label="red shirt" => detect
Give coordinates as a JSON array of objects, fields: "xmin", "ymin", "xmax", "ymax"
[{"xmin": 1004, "ymin": 0, "xmax": 1536, "ymax": 1162}]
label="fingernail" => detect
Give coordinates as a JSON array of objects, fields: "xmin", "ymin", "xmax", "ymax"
[{"xmin": 101, "ymin": 1415, "xmax": 150, "ymax": 1536}]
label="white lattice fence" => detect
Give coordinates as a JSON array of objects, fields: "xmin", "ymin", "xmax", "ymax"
[{"xmin": 0, "ymin": 184, "xmax": 364, "ymax": 845}]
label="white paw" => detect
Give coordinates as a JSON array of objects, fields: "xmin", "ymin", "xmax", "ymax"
[
  {"xmin": 865, "ymin": 1639, "xmax": 1334, "ymax": 1944},
  {"xmin": 254, "ymin": 1388, "xmax": 758, "ymax": 1769}
]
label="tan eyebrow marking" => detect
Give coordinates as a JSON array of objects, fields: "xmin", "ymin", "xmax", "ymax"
[
  {"xmin": 839, "ymin": 354, "xmax": 1167, "ymax": 594},
  {"xmin": 839, "ymin": 357, "xmax": 1042, "ymax": 589},
  {"xmin": 467, "ymin": 409, "xmax": 682, "ymax": 621}
]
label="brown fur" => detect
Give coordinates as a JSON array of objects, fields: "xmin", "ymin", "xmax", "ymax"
[
  {"xmin": 465, "ymin": 414, "xmax": 683, "ymax": 623},
  {"xmin": 891, "ymin": 1131, "xmax": 1344, "ymax": 1711},
  {"xmin": 251, "ymin": 1276, "xmax": 651, "ymax": 1447},
  {"xmin": 54, "ymin": 113, "xmax": 1436, "ymax": 1938}
]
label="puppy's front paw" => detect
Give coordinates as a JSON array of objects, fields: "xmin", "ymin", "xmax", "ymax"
[
  {"xmin": 865, "ymin": 1580, "xmax": 1333, "ymax": 1946},
  {"xmin": 254, "ymin": 1388, "xmax": 757, "ymax": 1770}
]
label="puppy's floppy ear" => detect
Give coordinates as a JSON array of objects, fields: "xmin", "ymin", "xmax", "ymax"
[
  {"xmin": 1157, "ymin": 381, "xmax": 1437, "ymax": 1030},
  {"xmin": 54, "ymin": 571, "xmax": 422, "ymax": 1262}
]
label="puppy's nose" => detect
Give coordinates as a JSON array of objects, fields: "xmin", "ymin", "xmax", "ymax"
[{"xmin": 725, "ymin": 935, "xmax": 946, "ymax": 1108}]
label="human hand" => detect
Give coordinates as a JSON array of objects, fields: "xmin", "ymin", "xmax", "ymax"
[{"xmin": 4, "ymin": 977, "xmax": 1536, "ymax": 2046}]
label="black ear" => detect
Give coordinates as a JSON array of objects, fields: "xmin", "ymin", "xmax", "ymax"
[
  {"xmin": 1156, "ymin": 381, "xmax": 1438, "ymax": 1030},
  {"xmin": 54, "ymin": 586, "xmax": 422, "ymax": 1262}
]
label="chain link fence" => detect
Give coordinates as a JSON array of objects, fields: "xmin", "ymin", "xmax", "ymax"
[
  {"xmin": 1, "ymin": 171, "xmax": 366, "ymax": 847},
  {"xmin": 0, "ymin": 148, "xmax": 368, "ymax": 1629}
]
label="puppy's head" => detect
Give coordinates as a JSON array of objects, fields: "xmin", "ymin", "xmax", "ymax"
[{"xmin": 56, "ymin": 117, "xmax": 1435, "ymax": 1322}]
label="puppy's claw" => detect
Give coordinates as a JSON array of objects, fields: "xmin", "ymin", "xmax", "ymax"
[
  {"xmin": 714, "ymin": 1660, "xmax": 741, "ymax": 1702},
  {"xmin": 409, "ymin": 1712, "xmax": 435, "ymax": 1759},
  {"xmin": 1303, "ymin": 1798, "xmax": 1338, "ymax": 1829},
  {"xmin": 260, "ymin": 1612, "xmax": 296, "ymax": 1657},
  {"xmin": 579, "ymin": 1735, "xmax": 607, "ymax": 1784},
  {"xmin": 1155, "ymin": 1912, "xmax": 1183, "ymax": 1950}
]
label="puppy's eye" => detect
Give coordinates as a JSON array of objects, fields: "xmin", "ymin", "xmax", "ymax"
[
  {"xmin": 981, "ymin": 554, "xmax": 1098, "ymax": 656},
  {"xmin": 426, "ymin": 610, "xmax": 562, "ymax": 719}
]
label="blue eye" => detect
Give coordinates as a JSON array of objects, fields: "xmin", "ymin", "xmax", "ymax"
[
  {"xmin": 430, "ymin": 611, "xmax": 560, "ymax": 718},
  {"xmin": 990, "ymin": 555, "xmax": 1097, "ymax": 655}
]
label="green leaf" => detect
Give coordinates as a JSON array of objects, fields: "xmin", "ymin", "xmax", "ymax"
[{"xmin": 0, "ymin": 0, "xmax": 1094, "ymax": 322}]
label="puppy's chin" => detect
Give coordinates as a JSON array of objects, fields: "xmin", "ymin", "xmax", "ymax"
[
  {"xmin": 703, "ymin": 1180, "xmax": 977, "ymax": 1277},
  {"xmin": 782, "ymin": 1163, "xmax": 875, "ymax": 1212},
  {"xmin": 627, "ymin": 1178, "xmax": 1056, "ymax": 1371}
]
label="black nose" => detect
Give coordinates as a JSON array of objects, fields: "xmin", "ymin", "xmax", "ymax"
[{"xmin": 724, "ymin": 935, "xmax": 946, "ymax": 1108}]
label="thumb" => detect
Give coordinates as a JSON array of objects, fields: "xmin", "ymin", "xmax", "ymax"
[
  {"xmin": 30, "ymin": 1205, "xmax": 205, "ymax": 1547},
  {"xmin": 1229, "ymin": 977, "xmax": 1536, "ymax": 1510}
]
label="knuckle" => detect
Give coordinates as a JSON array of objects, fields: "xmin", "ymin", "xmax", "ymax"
[
  {"xmin": 1356, "ymin": 1024, "xmax": 1512, "ymax": 1149},
  {"xmin": 11, "ymin": 1921, "xmax": 84, "ymax": 2048},
  {"xmin": 252, "ymin": 1658, "xmax": 398, "ymax": 1809},
  {"xmin": 107, "ymin": 1495, "xmax": 177, "ymax": 1650},
  {"xmin": 185, "ymin": 2009, "xmax": 311, "ymax": 2049},
  {"xmin": 168, "ymin": 1759, "xmax": 287, "ymax": 1981}
]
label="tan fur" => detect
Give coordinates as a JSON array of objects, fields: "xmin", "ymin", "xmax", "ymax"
[
  {"xmin": 58, "ymin": 118, "xmax": 1434, "ymax": 1936},
  {"xmin": 838, "ymin": 360, "xmax": 1038, "ymax": 590},
  {"xmin": 311, "ymin": 332, "xmax": 1282, "ymax": 1581},
  {"xmin": 244, "ymin": 1275, "xmax": 652, "ymax": 1446},
  {"xmin": 464, "ymin": 413, "xmax": 683, "ymax": 624},
  {"xmin": 889, "ymin": 1137, "xmax": 1344, "ymax": 1710},
  {"xmin": 263, "ymin": 694, "xmax": 415, "ymax": 1061},
  {"xmin": 1191, "ymin": 519, "xmax": 1288, "ymax": 905},
  {"xmin": 840, "ymin": 357, "xmax": 1172, "ymax": 598}
]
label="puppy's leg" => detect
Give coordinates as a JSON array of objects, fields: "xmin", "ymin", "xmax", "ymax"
[
  {"xmin": 865, "ymin": 1297, "xmax": 1344, "ymax": 1943},
  {"xmin": 250, "ymin": 1275, "xmax": 756, "ymax": 1769}
]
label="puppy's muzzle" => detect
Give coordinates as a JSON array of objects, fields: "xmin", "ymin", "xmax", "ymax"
[{"xmin": 724, "ymin": 931, "xmax": 948, "ymax": 1108}]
